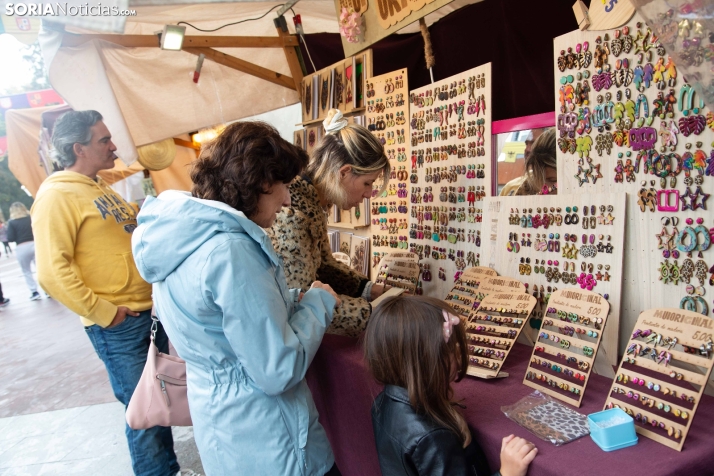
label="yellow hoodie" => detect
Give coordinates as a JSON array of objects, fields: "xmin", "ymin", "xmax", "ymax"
[{"xmin": 31, "ymin": 171, "xmax": 152, "ymax": 327}]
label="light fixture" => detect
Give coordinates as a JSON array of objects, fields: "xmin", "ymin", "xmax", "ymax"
[{"xmin": 160, "ymin": 25, "xmax": 186, "ymax": 51}]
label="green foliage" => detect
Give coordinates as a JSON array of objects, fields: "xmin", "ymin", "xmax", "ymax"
[{"xmin": 0, "ymin": 158, "xmax": 33, "ymax": 220}]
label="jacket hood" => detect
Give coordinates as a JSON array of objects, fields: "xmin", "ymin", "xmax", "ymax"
[
  {"xmin": 44, "ymin": 171, "xmax": 108, "ymax": 186},
  {"xmin": 132, "ymin": 190, "xmax": 279, "ymax": 283}
]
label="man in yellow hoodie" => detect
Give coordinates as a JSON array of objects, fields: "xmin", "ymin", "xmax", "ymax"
[{"xmin": 31, "ymin": 111, "xmax": 179, "ymax": 476}]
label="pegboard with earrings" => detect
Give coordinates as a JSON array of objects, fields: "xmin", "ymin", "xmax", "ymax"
[{"xmin": 408, "ymin": 63, "xmax": 493, "ymax": 299}]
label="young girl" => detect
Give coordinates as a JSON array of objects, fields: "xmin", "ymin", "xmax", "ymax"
[{"xmin": 365, "ymin": 295, "xmax": 537, "ymax": 476}]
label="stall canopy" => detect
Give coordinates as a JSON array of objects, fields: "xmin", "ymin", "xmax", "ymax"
[
  {"xmin": 36, "ymin": 0, "xmax": 478, "ymax": 165},
  {"xmin": 5, "ymin": 104, "xmax": 195, "ymax": 195}
]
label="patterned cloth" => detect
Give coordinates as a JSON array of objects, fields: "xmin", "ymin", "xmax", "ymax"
[{"xmin": 268, "ymin": 176, "xmax": 371, "ymax": 337}]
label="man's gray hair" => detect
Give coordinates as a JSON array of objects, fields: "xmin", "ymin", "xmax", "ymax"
[{"xmin": 51, "ymin": 110, "xmax": 103, "ymax": 168}]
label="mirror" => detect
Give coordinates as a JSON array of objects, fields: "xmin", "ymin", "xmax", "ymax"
[{"xmin": 492, "ymin": 113, "xmax": 555, "ymax": 196}]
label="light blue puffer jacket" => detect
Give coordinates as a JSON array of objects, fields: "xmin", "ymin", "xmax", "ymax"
[{"xmin": 132, "ymin": 191, "xmax": 336, "ymax": 476}]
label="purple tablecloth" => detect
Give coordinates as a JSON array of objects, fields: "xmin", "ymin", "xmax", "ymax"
[{"xmin": 306, "ymin": 334, "xmax": 714, "ymax": 476}]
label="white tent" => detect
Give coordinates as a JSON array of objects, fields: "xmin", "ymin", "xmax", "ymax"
[{"xmin": 36, "ymin": 0, "xmax": 478, "ymax": 164}]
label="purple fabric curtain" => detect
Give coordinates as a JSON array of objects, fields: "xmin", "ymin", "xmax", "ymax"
[{"xmin": 299, "ymin": 0, "xmax": 579, "ymax": 121}]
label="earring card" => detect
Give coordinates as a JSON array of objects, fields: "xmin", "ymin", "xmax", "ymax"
[
  {"xmin": 407, "ymin": 63, "xmax": 492, "ymax": 300},
  {"xmin": 464, "ymin": 291, "xmax": 536, "ymax": 379},
  {"xmin": 603, "ymin": 308, "xmax": 714, "ymax": 451},
  {"xmin": 522, "ymin": 288, "xmax": 611, "ymax": 407},
  {"xmin": 480, "ymin": 192, "xmax": 626, "ymax": 368},
  {"xmin": 366, "ymin": 68, "xmax": 411, "ymax": 279}
]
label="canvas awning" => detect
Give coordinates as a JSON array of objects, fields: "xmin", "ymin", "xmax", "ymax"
[{"xmin": 34, "ymin": 0, "xmax": 476, "ymax": 164}]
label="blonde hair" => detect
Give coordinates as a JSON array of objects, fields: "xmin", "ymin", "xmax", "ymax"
[
  {"xmin": 0, "ymin": 209, "xmax": 5, "ymax": 223},
  {"xmin": 9, "ymin": 202, "xmax": 30, "ymax": 220},
  {"xmin": 516, "ymin": 128, "xmax": 557, "ymax": 196},
  {"xmin": 307, "ymin": 109, "xmax": 390, "ymax": 208}
]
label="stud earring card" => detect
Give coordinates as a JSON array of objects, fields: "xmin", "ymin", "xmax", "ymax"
[
  {"xmin": 465, "ymin": 291, "xmax": 536, "ymax": 379},
  {"xmin": 522, "ymin": 288, "xmax": 610, "ymax": 407},
  {"xmin": 603, "ymin": 308, "xmax": 714, "ymax": 451}
]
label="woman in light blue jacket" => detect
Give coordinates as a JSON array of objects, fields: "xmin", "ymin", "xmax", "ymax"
[{"xmin": 132, "ymin": 121, "xmax": 342, "ymax": 476}]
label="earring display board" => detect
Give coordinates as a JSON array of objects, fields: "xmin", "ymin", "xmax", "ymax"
[
  {"xmin": 374, "ymin": 252, "xmax": 420, "ymax": 293},
  {"xmin": 300, "ymin": 50, "xmax": 373, "ymax": 124},
  {"xmin": 523, "ymin": 288, "xmax": 611, "ymax": 407},
  {"xmin": 408, "ymin": 63, "xmax": 492, "ymax": 300},
  {"xmin": 480, "ymin": 193, "xmax": 626, "ymax": 367},
  {"xmin": 367, "ymin": 69, "xmax": 411, "ymax": 278},
  {"xmin": 554, "ymin": 14, "xmax": 714, "ymax": 361},
  {"xmin": 464, "ymin": 292, "xmax": 537, "ymax": 379},
  {"xmin": 603, "ymin": 308, "xmax": 714, "ymax": 451},
  {"xmin": 445, "ymin": 266, "xmax": 498, "ymax": 319}
]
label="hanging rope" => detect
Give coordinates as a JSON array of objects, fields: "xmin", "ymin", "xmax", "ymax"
[{"xmin": 419, "ymin": 18, "xmax": 435, "ymax": 70}]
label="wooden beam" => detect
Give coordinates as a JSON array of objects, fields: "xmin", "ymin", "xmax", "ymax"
[
  {"xmin": 61, "ymin": 34, "xmax": 298, "ymax": 49},
  {"xmin": 275, "ymin": 22, "xmax": 304, "ymax": 101},
  {"xmin": 173, "ymin": 137, "xmax": 199, "ymax": 150},
  {"xmin": 183, "ymin": 47, "xmax": 296, "ymax": 91}
]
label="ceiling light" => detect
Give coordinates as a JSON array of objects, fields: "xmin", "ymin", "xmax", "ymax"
[{"xmin": 160, "ymin": 25, "xmax": 186, "ymax": 51}]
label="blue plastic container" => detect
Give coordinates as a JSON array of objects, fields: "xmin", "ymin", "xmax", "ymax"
[{"xmin": 587, "ymin": 408, "xmax": 638, "ymax": 452}]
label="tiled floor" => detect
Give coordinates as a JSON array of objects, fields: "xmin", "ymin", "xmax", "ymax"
[{"xmin": 0, "ymin": 249, "xmax": 203, "ymax": 475}]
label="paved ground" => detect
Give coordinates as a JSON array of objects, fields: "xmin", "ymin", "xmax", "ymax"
[{"xmin": 0, "ymin": 248, "xmax": 204, "ymax": 475}]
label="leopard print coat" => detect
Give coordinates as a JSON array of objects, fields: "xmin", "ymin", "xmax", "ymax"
[{"xmin": 267, "ymin": 176, "xmax": 371, "ymax": 337}]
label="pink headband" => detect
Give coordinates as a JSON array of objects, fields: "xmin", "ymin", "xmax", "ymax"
[{"xmin": 442, "ymin": 310, "xmax": 461, "ymax": 343}]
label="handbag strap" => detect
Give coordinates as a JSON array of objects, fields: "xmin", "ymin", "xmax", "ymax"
[{"xmin": 150, "ymin": 315, "xmax": 158, "ymax": 343}]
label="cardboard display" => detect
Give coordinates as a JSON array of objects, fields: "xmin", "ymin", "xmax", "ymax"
[
  {"xmin": 480, "ymin": 193, "xmax": 626, "ymax": 368},
  {"xmin": 603, "ymin": 308, "xmax": 714, "ymax": 451},
  {"xmin": 523, "ymin": 288, "xmax": 611, "ymax": 407},
  {"xmin": 464, "ymin": 292, "xmax": 537, "ymax": 379},
  {"xmin": 408, "ymin": 63, "xmax": 492, "ymax": 299},
  {"xmin": 367, "ymin": 68, "xmax": 411, "ymax": 278},
  {"xmin": 554, "ymin": 15, "xmax": 714, "ymax": 383}
]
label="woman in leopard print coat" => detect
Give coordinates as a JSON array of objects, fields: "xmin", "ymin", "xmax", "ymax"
[{"xmin": 268, "ymin": 110, "xmax": 390, "ymax": 337}]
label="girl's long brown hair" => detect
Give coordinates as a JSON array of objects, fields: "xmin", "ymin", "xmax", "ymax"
[{"xmin": 364, "ymin": 295, "xmax": 469, "ymax": 444}]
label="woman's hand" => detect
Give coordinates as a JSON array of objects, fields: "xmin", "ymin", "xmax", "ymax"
[
  {"xmin": 310, "ymin": 281, "xmax": 342, "ymax": 308},
  {"xmin": 499, "ymin": 434, "xmax": 537, "ymax": 476},
  {"xmin": 369, "ymin": 284, "xmax": 391, "ymax": 301}
]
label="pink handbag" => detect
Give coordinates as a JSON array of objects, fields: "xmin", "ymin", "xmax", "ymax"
[{"xmin": 126, "ymin": 317, "xmax": 192, "ymax": 429}]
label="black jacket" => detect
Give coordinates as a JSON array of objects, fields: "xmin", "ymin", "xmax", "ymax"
[
  {"xmin": 372, "ymin": 385, "xmax": 494, "ymax": 476},
  {"xmin": 6, "ymin": 216, "xmax": 34, "ymax": 244}
]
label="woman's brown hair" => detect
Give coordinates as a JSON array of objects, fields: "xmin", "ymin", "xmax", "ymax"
[
  {"xmin": 191, "ymin": 121, "xmax": 308, "ymax": 218},
  {"xmin": 516, "ymin": 128, "xmax": 557, "ymax": 195},
  {"xmin": 364, "ymin": 295, "xmax": 469, "ymax": 444}
]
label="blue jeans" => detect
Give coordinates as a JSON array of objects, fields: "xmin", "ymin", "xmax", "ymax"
[{"xmin": 85, "ymin": 310, "xmax": 180, "ymax": 476}]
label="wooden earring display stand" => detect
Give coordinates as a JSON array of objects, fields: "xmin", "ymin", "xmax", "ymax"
[
  {"xmin": 444, "ymin": 266, "xmax": 498, "ymax": 319},
  {"xmin": 367, "ymin": 68, "xmax": 411, "ymax": 277},
  {"xmin": 603, "ymin": 308, "xmax": 714, "ymax": 451},
  {"xmin": 374, "ymin": 252, "xmax": 420, "ymax": 294},
  {"xmin": 464, "ymin": 291, "xmax": 537, "ymax": 379},
  {"xmin": 523, "ymin": 288, "xmax": 610, "ymax": 407}
]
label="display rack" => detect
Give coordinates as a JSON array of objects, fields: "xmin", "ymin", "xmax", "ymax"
[
  {"xmin": 445, "ymin": 266, "xmax": 498, "ymax": 319},
  {"xmin": 367, "ymin": 68, "xmax": 411, "ymax": 277},
  {"xmin": 603, "ymin": 308, "xmax": 714, "ymax": 451},
  {"xmin": 408, "ymin": 63, "xmax": 492, "ymax": 299},
  {"xmin": 465, "ymin": 291, "xmax": 537, "ymax": 379},
  {"xmin": 554, "ymin": 15, "xmax": 714, "ymax": 366},
  {"xmin": 480, "ymin": 192, "xmax": 626, "ymax": 367},
  {"xmin": 374, "ymin": 252, "xmax": 420, "ymax": 293},
  {"xmin": 523, "ymin": 288, "xmax": 611, "ymax": 407}
]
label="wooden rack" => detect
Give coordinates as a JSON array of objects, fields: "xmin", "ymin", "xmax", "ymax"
[
  {"xmin": 603, "ymin": 308, "xmax": 714, "ymax": 451},
  {"xmin": 522, "ymin": 288, "xmax": 611, "ymax": 407}
]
